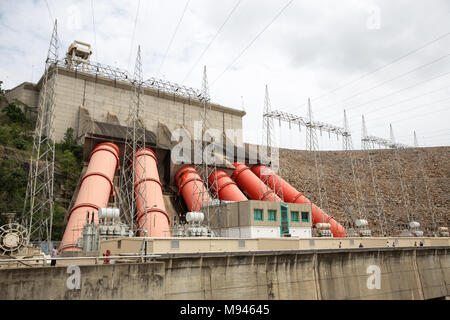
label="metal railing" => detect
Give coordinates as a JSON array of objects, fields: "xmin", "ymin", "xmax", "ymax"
[
  {"xmin": 52, "ymin": 58, "xmax": 206, "ymax": 101},
  {"xmin": 0, "ymin": 254, "xmax": 161, "ymax": 268}
]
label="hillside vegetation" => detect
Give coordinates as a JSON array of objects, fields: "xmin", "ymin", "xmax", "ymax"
[{"xmin": 0, "ymin": 81, "xmax": 82, "ymax": 240}]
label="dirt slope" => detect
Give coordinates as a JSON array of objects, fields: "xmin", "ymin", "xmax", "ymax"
[{"xmin": 278, "ymin": 146, "xmax": 450, "ymax": 236}]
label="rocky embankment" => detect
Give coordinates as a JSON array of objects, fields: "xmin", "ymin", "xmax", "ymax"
[{"xmin": 279, "ymin": 146, "xmax": 450, "ymax": 236}]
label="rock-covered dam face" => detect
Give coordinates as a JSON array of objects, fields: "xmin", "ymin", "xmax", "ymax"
[{"xmin": 0, "ymin": 247, "xmax": 448, "ymax": 300}]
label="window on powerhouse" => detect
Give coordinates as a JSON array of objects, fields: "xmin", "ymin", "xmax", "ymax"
[
  {"xmin": 268, "ymin": 209, "xmax": 277, "ymax": 221},
  {"xmin": 291, "ymin": 211, "xmax": 299, "ymax": 222},
  {"xmin": 254, "ymin": 209, "xmax": 263, "ymax": 221},
  {"xmin": 301, "ymin": 211, "xmax": 309, "ymax": 222}
]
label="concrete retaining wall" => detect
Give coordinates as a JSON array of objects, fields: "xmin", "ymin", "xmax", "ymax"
[
  {"xmin": 99, "ymin": 236, "xmax": 450, "ymax": 256},
  {"xmin": 0, "ymin": 247, "xmax": 447, "ymax": 300},
  {"xmin": 7, "ymin": 69, "xmax": 245, "ymax": 142}
]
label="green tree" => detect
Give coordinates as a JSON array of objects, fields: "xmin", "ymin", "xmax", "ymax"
[
  {"xmin": 0, "ymin": 159, "xmax": 28, "ymax": 225},
  {"xmin": 51, "ymin": 204, "xmax": 67, "ymax": 241},
  {"xmin": 60, "ymin": 127, "xmax": 83, "ymax": 161},
  {"xmin": 11, "ymin": 124, "xmax": 31, "ymax": 150},
  {"xmin": 0, "ymin": 126, "xmax": 11, "ymax": 146},
  {"xmin": 3, "ymin": 102, "xmax": 26, "ymax": 123},
  {"xmin": 60, "ymin": 149, "xmax": 81, "ymax": 200},
  {"xmin": 62, "ymin": 128, "xmax": 75, "ymax": 150},
  {"xmin": 0, "ymin": 123, "xmax": 32, "ymax": 150}
]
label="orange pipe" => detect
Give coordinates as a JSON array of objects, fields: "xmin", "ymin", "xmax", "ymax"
[
  {"xmin": 59, "ymin": 142, "xmax": 119, "ymax": 252},
  {"xmin": 251, "ymin": 165, "xmax": 346, "ymax": 237},
  {"xmin": 134, "ymin": 148, "xmax": 170, "ymax": 237},
  {"xmin": 175, "ymin": 166, "xmax": 212, "ymax": 212},
  {"xmin": 208, "ymin": 170, "xmax": 248, "ymax": 202},
  {"xmin": 231, "ymin": 162, "xmax": 281, "ymax": 202}
]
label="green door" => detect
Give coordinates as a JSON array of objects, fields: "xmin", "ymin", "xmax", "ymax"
[{"xmin": 280, "ymin": 204, "xmax": 290, "ymax": 235}]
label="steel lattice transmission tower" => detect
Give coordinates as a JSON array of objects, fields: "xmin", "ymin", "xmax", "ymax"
[
  {"xmin": 361, "ymin": 115, "xmax": 388, "ymax": 235},
  {"xmin": 262, "ymin": 85, "xmax": 274, "ymax": 149},
  {"xmin": 389, "ymin": 124, "xmax": 413, "ymax": 228},
  {"xmin": 22, "ymin": 20, "xmax": 59, "ymax": 247},
  {"xmin": 340, "ymin": 110, "xmax": 366, "ymax": 224},
  {"xmin": 413, "ymin": 131, "xmax": 419, "ymax": 148},
  {"xmin": 361, "ymin": 115, "xmax": 370, "ymax": 150},
  {"xmin": 262, "ymin": 97, "xmax": 349, "ymax": 213},
  {"xmin": 119, "ymin": 46, "xmax": 148, "ymax": 235},
  {"xmin": 412, "ymin": 132, "xmax": 437, "ymax": 235},
  {"xmin": 361, "ymin": 119, "xmax": 413, "ymax": 234},
  {"xmin": 190, "ymin": 66, "xmax": 220, "ymax": 232},
  {"xmin": 342, "ymin": 110, "xmax": 352, "ymax": 151},
  {"xmin": 201, "ymin": 66, "xmax": 210, "ymax": 103},
  {"xmin": 260, "ymin": 85, "xmax": 282, "ymax": 201},
  {"xmin": 306, "ymin": 99, "xmax": 330, "ymax": 222}
]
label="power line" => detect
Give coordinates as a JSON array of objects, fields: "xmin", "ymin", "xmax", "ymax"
[
  {"xmin": 421, "ymin": 133, "xmax": 450, "ymax": 140},
  {"xmin": 396, "ymin": 127, "xmax": 450, "ymax": 140},
  {"xmin": 365, "ymin": 97, "xmax": 450, "ymax": 120},
  {"xmin": 320, "ymin": 53, "xmax": 450, "ymax": 112},
  {"xmin": 321, "ymin": 69, "xmax": 450, "ymax": 120},
  {"xmin": 346, "ymin": 84, "xmax": 450, "ymax": 120},
  {"xmin": 351, "ymin": 105, "xmax": 450, "ymax": 147},
  {"xmin": 44, "ymin": 0, "xmax": 54, "ymax": 22},
  {"xmin": 404, "ymin": 132, "xmax": 450, "ymax": 145},
  {"xmin": 42, "ymin": 0, "xmax": 63, "ymax": 52},
  {"xmin": 272, "ymin": 93, "xmax": 450, "ymax": 148},
  {"xmin": 211, "ymin": 0, "xmax": 295, "ymax": 87},
  {"xmin": 398, "ymin": 127, "xmax": 450, "ymax": 138},
  {"xmin": 181, "ymin": 0, "xmax": 242, "ymax": 84},
  {"xmin": 284, "ymin": 30, "xmax": 450, "ymax": 113},
  {"xmin": 289, "ymin": 74, "xmax": 450, "ymax": 126},
  {"xmin": 91, "ymin": 0, "xmax": 98, "ymax": 61},
  {"xmin": 127, "ymin": 0, "xmax": 141, "ymax": 72},
  {"xmin": 368, "ymin": 104, "xmax": 450, "ymax": 130},
  {"xmin": 360, "ymin": 95, "xmax": 450, "ymax": 124},
  {"xmin": 156, "ymin": 0, "xmax": 191, "ymax": 76}
]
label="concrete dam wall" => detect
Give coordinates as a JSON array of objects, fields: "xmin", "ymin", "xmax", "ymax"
[{"xmin": 0, "ymin": 247, "xmax": 448, "ymax": 300}]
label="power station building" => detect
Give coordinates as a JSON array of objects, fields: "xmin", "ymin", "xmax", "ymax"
[{"xmin": 206, "ymin": 200, "xmax": 312, "ymax": 238}]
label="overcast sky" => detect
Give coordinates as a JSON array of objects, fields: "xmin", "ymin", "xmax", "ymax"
[{"xmin": 1, "ymin": 0, "xmax": 449, "ymax": 149}]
